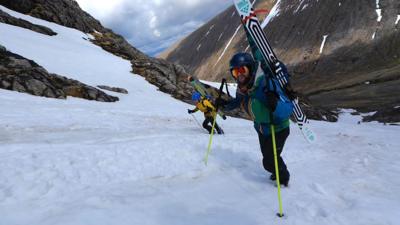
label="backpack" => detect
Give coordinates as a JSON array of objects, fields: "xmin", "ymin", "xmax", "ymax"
[{"xmin": 265, "ymin": 76, "xmax": 294, "ymax": 123}]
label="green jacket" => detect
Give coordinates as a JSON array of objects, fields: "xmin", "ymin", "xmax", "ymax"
[{"xmin": 225, "ymin": 75, "xmax": 289, "ymax": 136}]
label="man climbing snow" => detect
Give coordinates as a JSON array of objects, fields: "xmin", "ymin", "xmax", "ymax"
[
  {"xmin": 215, "ymin": 28, "xmax": 297, "ymax": 186},
  {"xmin": 188, "ymin": 92, "xmax": 224, "ymax": 135}
]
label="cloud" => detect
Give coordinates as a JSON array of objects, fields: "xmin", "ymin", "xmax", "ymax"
[
  {"xmin": 75, "ymin": 0, "xmax": 125, "ymax": 19},
  {"xmin": 75, "ymin": 0, "xmax": 231, "ymax": 56}
]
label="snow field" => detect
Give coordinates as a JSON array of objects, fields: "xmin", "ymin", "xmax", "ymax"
[{"xmin": 1, "ymin": 5, "xmax": 400, "ymax": 225}]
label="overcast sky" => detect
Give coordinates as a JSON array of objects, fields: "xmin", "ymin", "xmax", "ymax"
[{"xmin": 75, "ymin": 0, "xmax": 232, "ymax": 56}]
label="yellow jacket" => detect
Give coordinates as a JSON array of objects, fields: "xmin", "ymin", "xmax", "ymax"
[{"xmin": 193, "ymin": 99, "xmax": 216, "ymax": 117}]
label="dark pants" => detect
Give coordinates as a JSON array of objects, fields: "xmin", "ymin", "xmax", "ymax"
[
  {"xmin": 257, "ymin": 127, "xmax": 290, "ymax": 182},
  {"xmin": 203, "ymin": 116, "xmax": 223, "ymax": 134}
]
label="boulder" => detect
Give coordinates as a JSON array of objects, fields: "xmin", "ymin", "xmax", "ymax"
[
  {"xmin": 0, "ymin": 49, "xmax": 119, "ymax": 102},
  {"xmin": 97, "ymin": 85, "xmax": 128, "ymax": 94},
  {"xmin": 0, "ymin": 9, "xmax": 57, "ymax": 36}
]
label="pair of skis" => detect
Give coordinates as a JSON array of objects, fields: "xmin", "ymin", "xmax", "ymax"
[
  {"xmin": 189, "ymin": 76, "xmax": 227, "ymax": 119},
  {"xmin": 233, "ymin": 0, "xmax": 316, "ymax": 144}
]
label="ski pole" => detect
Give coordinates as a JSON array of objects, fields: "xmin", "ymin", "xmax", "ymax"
[
  {"xmin": 204, "ymin": 114, "xmax": 217, "ymax": 165},
  {"xmin": 204, "ymin": 79, "xmax": 226, "ymax": 165},
  {"xmin": 270, "ymin": 115, "xmax": 284, "ymax": 217}
]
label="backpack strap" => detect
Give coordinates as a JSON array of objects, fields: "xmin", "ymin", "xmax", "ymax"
[
  {"xmin": 225, "ymin": 82, "xmax": 231, "ymax": 97},
  {"xmin": 201, "ymin": 99, "xmax": 207, "ymax": 108}
]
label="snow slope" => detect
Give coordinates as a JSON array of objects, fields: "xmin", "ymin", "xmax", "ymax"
[{"xmin": 1, "ymin": 6, "xmax": 400, "ymax": 225}]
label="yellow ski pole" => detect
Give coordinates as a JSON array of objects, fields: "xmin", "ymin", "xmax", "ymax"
[
  {"xmin": 203, "ymin": 78, "xmax": 226, "ymax": 166},
  {"xmin": 204, "ymin": 114, "xmax": 217, "ymax": 165},
  {"xmin": 271, "ymin": 123, "xmax": 284, "ymax": 217}
]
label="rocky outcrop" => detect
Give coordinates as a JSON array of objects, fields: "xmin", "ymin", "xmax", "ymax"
[
  {"xmin": 0, "ymin": 9, "xmax": 56, "ymax": 35},
  {"xmin": 90, "ymin": 31, "xmax": 147, "ymax": 61},
  {"xmin": 0, "ymin": 0, "xmax": 147, "ymax": 100},
  {"xmin": 0, "ymin": 47, "xmax": 118, "ymax": 102},
  {"xmin": 1, "ymin": 0, "xmax": 104, "ymax": 33},
  {"xmin": 131, "ymin": 57, "xmax": 194, "ymax": 100},
  {"xmin": 1, "ymin": 0, "xmax": 148, "ymax": 60},
  {"xmin": 362, "ymin": 107, "xmax": 400, "ymax": 124},
  {"xmin": 97, "ymin": 85, "xmax": 128, "ymax": 94}
]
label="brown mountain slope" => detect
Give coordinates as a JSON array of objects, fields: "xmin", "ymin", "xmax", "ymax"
[{"xmin": 161, "ymin": 0, "xmax": 400, "ymax": 122}]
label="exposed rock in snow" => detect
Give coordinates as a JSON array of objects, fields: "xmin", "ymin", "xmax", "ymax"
[
  {"xmin": 0, "ymin": 9, "xmax": 56, "ymax": 35},
  {"xmin": 97, "ymin": 85, "xmax": 128, "ymax": 94},
  {"xmin": 0, "ymin": 48, "xmax": 119, "ymax": 102}
]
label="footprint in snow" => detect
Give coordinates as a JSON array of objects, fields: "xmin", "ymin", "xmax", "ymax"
[{"xmin": 310, "ymin": 182, "xmax": 328, "ymax": 196}]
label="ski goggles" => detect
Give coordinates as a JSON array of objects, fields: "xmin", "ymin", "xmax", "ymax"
[{"xmin": 230, "ymin": 66, "xmax": 249, "ymax": 79}]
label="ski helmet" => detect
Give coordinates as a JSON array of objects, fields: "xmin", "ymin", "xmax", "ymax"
[
  {"xmin": 229, "ymin": 52, "xmax": 257, "ymax": 92},
  {"xmin": 229, "ymin": 52, "xmax": 257, "ymax": 75},
  {"xmin": 191, "ymin": 92, "xmax": 202, "ymax": 101}
]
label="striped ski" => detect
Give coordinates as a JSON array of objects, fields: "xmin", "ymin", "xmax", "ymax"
[{"xmin": 233, "ymin": 0, "xmax": 316, "ymax": 143}]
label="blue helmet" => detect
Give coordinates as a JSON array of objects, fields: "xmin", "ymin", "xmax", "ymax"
[
  {"xmin": 229, "ymin": 52, "xmax": 258, "ymax": 91},
  {"xmin": 229, "ymin": 52, "xmax": 257, "ymax": 75},
  {"xmin": 191, "ymin": 92, "xmax": 202, "ymax": 101}
]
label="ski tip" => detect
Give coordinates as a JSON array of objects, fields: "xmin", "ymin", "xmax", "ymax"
[
  {"xmin": 306, "ymin": 134, "xmax": 317, "ymax": 144},
  {"xmin": 302, "ymin": 126, "xmax": 317, "ymax": 144}
]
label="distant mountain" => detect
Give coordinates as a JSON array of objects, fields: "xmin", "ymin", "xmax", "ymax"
[{"xmin": 160, "ymin": 0, "xmax": 400, "ymax": 123}]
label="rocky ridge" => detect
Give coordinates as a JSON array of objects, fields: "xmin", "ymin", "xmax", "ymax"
[
  {"xmin": 0, "ymin": 8, "xmax": 56, "ymax": 35},
  {"xmin": 0, "ymin": 46, "xmax": 118, "ymax": 102}
]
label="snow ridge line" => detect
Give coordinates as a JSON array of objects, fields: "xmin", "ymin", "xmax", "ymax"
[
  {"xmin": 319, "ymin": 35, "xmax": 328, "ymax": 54},
  {"xmin": 214, "ymin": 24, "xmax": 242, "ymax": 67}
]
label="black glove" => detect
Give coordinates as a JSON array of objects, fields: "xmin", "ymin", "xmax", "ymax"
[
  {"xmin": 265, "ymin": 91, "xmax": 279, "ymax": 112},
  {"xmin": 188, "ymin": 109, "xmax": 194, "ymax": 114},
  {"xmin": 214, "ymin": 98, "xmax": 228, "ymax": 108},
  {"xmin": 222, "ymin": 115, "xmax": 227, "ymax": 120}
]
